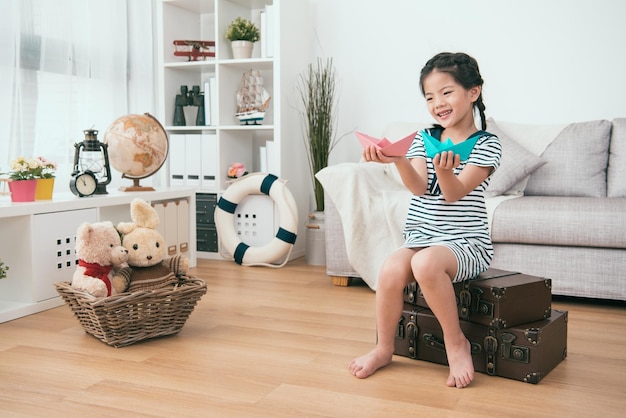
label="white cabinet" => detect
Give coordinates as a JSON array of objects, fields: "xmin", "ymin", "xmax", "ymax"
[
  {"xmin": 31, "ymin": 209, "xmax": 98, "ymax": 302},
  {"xmin": 0, "ymin": 189, "xmax": 196, "ymax": 323},
  {"xmin": 157, "ymin": 0, "xmax": 311, "ymax": 258}
]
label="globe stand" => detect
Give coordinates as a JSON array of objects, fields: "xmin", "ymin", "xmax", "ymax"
[{"xmin": 119, "ymin": 177, "xmax": 155, "ymax": 192}]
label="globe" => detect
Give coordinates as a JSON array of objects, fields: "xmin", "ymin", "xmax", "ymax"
[{"xmin": 103, "ymin": 113, "xmax": 168, "ymax": 191}]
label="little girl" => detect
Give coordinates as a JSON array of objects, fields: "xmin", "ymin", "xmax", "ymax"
[{"xmin": 349, "ymin": 52, "xmax": 501, "ymax": 388}]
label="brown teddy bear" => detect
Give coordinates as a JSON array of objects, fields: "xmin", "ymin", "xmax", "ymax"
[
  {"xmin": 117, "ymin": 198, "xmax": 189, "ymax": 292},
  {"xmin": 71, "ymin": 221, "xmax": 131, "ymax": 297}
]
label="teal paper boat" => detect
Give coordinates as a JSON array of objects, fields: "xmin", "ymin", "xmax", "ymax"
[{"xmin": 422, "ymin": 130, "xmax": 480, "ymax": 161}]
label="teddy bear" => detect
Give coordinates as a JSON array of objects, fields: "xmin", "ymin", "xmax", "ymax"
[
  {"xmin": 117, "ymin": 198, "xmax": 189, "ymax": 292},
  {"xmin": 71, "ymin": 221, "xmax": 131, "ymax": 297}
]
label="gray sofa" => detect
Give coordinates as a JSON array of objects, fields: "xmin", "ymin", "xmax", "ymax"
[{"xmin": 320, "ymin": 118, "xmax": 626, "ymax": 301}]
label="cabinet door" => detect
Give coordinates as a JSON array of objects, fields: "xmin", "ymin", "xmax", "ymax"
[
  {"xmin": 176, "ymin": 199, "xmax": 190, "ymax": 255},
  {"xmin": 32, "ymin": 208, "xmax": 98, "ymax": 302},
  {"xmin": 152, "ymin": 199, "xmax": 190, "ymax": 257}
]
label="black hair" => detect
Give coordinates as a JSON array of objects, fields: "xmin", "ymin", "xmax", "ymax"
[{"xmin": 419, "ymin": 52, "xmax": 487, "ymax": 130}]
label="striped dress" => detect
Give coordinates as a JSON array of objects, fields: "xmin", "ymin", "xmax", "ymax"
[{"xmin": 403, "ymin": 128, "xmax": 501, "ymax": 282}]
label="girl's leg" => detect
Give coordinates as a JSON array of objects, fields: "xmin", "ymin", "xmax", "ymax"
[
  {"xmin": 348, "ymin": 248, "xmax": 416, "ymax": 378},
  {"xmin": 410, "ymin": 246, "xmax": 474, "ymax": 388}
]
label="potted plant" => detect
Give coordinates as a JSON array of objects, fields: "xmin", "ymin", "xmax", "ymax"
[
  {"xmin": 225, "ymin": 17, "xmax": 260, "ymax": 59},
  {"xmin": 297, "ymin": 57, "xmax": 343, "ymax": 213},
  {"xmin": 1, "ymin": 156, "xmax": 56, "ymax": 201},
  {"xmin": 296, "ymin": 58, "xmax": 346, "ymax": 265},
  {"xmin": 1, "ymin": 157, "xmax": 40, "ymax": 202}
]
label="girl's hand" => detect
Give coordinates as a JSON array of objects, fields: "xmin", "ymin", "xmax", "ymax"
[
  {"xmin": 433, "ymin": 151, "xmax": 461, "ymax": 172},
  {"xmin": 362, "ymin": 145, "xmax": 400, "ymax": 164}
]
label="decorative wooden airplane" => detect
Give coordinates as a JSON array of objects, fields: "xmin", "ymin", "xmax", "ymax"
[{"xmin": 173, "ymin": 40, "xmax": 215, "ymax": 61}]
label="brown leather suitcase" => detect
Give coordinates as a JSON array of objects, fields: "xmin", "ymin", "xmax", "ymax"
[
  {"xmin": 394, "ymin": 306, "xmax": 568, "ymax": 384},
  {"xmin": 403, "ymin": 268, "xmax": 552, "ymax": 328}
]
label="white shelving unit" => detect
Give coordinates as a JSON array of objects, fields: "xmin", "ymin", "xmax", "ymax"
[
  {"xmin": 156, "ymin": 0, "xmax": 311, "ymax": 260},
  {"xmin": 0, "ymin": 189, "xmax": 197, "ymax": 323}
]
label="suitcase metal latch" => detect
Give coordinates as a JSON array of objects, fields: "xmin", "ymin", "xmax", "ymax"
[
  {"xmin": 501, "ymin": 332, "xmax": 530, "ymax": 363},
  {"xmin": 479, "ymin": 301, "xmax": 494, "ymax": 317},
  {"xmin": 471, "ymin": 287, "xmax": 494, "ymax": 318}
]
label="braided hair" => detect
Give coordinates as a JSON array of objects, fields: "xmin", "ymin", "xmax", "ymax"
[{"xmin": 419, "ymin": 52, "xmax": 487, "ymax": 130}]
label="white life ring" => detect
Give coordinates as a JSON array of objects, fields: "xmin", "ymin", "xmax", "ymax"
[{"xmin": 214, "ymin": 173, "xmax": 298, "ymax": 267}]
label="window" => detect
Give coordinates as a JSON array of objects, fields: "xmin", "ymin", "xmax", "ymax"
[{"xmin": 0, "ymin": 0, "xmax": 157, "ymax": 192}]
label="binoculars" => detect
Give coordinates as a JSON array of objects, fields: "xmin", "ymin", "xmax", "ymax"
[{"xmin": 173, "ymin": 85, "xmax": 205, "ymax": 126}]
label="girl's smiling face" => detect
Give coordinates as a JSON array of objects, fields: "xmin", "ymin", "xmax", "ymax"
[{"xmin": 422, "ymin": 69, "xmax": 480, "ymax": 131}]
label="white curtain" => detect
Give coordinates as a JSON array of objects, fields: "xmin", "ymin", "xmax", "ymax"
[{"xmin": 0, "ymin": 0, "xmax": 157, "ymax": 192}]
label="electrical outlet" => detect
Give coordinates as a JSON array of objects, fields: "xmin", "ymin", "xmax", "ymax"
[{"xmin": 233, "ymin": 195, "xmax": 275, "ymax": 247}]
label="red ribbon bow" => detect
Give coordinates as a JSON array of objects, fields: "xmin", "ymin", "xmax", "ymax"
[{"xmin": 78, "ymin": 260, "xmax": 113, "ymax": 296}]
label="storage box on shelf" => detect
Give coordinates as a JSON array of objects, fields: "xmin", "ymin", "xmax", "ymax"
[
  {"xmin": 0, "ymin": 189, "xmax": 196, "ymax": 323},
  {"xmin": 157, "ymin": 0, "xmax": 311, "ymax": 260}
]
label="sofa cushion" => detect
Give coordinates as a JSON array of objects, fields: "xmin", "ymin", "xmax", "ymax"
[
  {"xmin": 525, "ymin": 120, "xmax": 611, "ymax": 197},
  {"xmin": 485, "ymin": 119, "xmax": 547, "ymax": 197},
  {"xmin": 607, "ymin": 118, "xmax": 626, "ymax": 197},
  {"xmin": 490, "ymin": 196, "xmax": 626, "ymax": 248},
  {"xmin": 491, "ymin": 244, "xmax": 626, "ymax": 300}
]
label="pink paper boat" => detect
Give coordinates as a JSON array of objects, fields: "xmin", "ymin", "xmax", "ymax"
[{"xmin": 355, "ymin": 131, "xmax": 417, "ymax": 157}]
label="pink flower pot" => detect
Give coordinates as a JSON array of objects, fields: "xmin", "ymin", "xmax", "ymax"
[{"xmin": 8, "ymin": 179, "xmax": 37, "ymax": 202}]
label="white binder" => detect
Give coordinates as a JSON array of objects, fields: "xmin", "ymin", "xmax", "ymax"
[{"xmin": 169, "ymin": 134, "xmax": 186, "ymax": 187}]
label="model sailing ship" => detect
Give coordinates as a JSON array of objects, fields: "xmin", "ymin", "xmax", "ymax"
[{"xmin": 236, "ymin": 69, "xmax": 271, "ymax": 125}]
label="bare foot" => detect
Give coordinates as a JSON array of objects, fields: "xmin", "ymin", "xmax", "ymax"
[
  {"xmin": 348, "ymin": 348, "xmax": 392, "ymax": 379},
  {"xmin": 445, "ymin": 338, "xmax": 474, "ymax": 388}
]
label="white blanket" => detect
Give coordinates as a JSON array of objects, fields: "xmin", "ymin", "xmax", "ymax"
[
  {"xmin": 316, "ymin": 162, "xmax": 519, "ymax": 291},
  {"xmin": 317, "ymin": 162, "xmax": 409, "ymax": 290}
]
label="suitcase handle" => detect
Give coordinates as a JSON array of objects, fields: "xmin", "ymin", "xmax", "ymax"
[
  {"xmin": 423, "ymin": 333, "xmax": 446, "ymax": 352},
  {"xmin": 423, "ymin": 333, "xmax": 482, "ymax": 354}
]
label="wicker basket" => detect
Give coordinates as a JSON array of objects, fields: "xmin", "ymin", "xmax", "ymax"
[{"xmin": 55, "ymin": 277, "xmax": 207, "ymax": 347}]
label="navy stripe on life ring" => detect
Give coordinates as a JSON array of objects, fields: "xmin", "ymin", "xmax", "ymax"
[
  {"xmin": 218, "ymin": 197, "xmax": 237, "ymax": 214},
  {"xmin": 234, "ymin": 242, "xmax": 250, "ymax": 265},
  {"xmin": 260, "ymin": 174, "xmax": 278, "ymax": 195},
  {"xmin": 276, "ymin": 227, "xmax": 297, "ymax": 245}
]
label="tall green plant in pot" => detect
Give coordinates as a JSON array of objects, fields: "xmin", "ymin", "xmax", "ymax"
[{"xmin": 297, "ymin": 58, "xmax": 341, "ymax": 212}]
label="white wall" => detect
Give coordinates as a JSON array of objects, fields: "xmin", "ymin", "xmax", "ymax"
[{"xmin": 311, "ymin": 0, "xmax": 626, "ymax": 163}]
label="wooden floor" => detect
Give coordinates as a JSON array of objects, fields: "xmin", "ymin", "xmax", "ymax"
[{"xmin": 1, "ymin": 258, "xmax": 625, "ymax": 417}]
